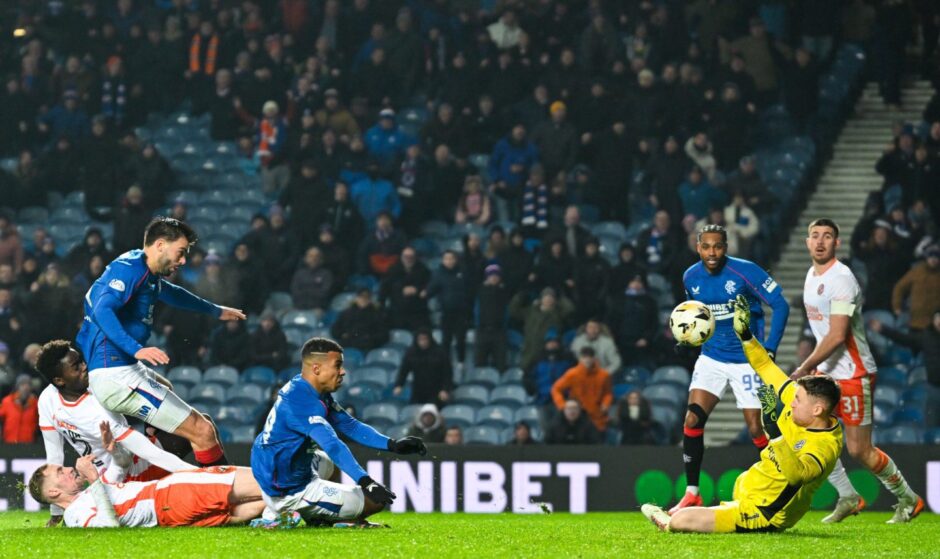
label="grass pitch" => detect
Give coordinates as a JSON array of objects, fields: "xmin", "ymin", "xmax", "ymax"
[{"xmin": 0, "ymin": 511, "xmax": 937, "ymax": 558}]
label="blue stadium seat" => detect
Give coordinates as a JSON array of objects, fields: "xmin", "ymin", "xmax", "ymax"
[
  {"xmin": 343, "ymin": 348, "xmax": 364, "ymax": 370},
  {"xmin": 387, "ymin": 423, "xmax": 411, "ymax": 439},
  {"xmin": 230, "ymin": 426, "xmax": 256, "ymax": 444},
  {"xmin": 642, "ymin": 384, "xmax": 684, "ymax": 407},
  {"xmin": 495, "ymin": 368, "xmax": 521, "ymax": 386},
  {"xmin": 878, "ymin": 367, "xmax": 908, "ymax": 388},
  {"xmin": 901, "ymin": 388, "xmax": 926, "ymax": 409},
  {"xmin": 344, "ymin": 383, "xmax": 381, "ymax": 404},
  {"xmin": 330, "ymin": 292, "xmax": 357, "ymax": 312},
  {"xmin": 651, "ymin": 405, "xmax": 679, "ymax": 429},
  {"xmin": 924, "ymin": 428, "xmax": 940, "ymax": 445},
  {"xmin": 489, "ymin": 384, "xmax": 528, "ymax": 407},
  {"xmin": 172, "ymin": 385, "xmax": 190, "ymax": 401},
  {"xmin": 476, "ymin": 405, "xmax": 515, "ymax": 428},
  {"xmin": 590, "ymin": 221, "xmax": 627, "ymax": 240},
  {"xmin": 243, "ymin": 366, "xmax": 276, "ymax": 387},
  {"xmin": 351, "ymin": 366, "xmax": 390, "ymax": 388},
  {"xmin": 282, "ymin": 310, "xmax": 320, "ymax": 328},
  {"xmin": 651, "ymin": 366, "xmax": 691, "ymax": 387},
  {"xmin": 50, "ymin": 206, "xmax": 88, "ymax": 224},
  {"xmin": 453, "ymin": 384, "xmax": 489, "ymax": 407},
  {"xmin": 278, "ymin": 367, "xmax": 297, "ymax": 383},
  {"xmin": 167, "ymin": 366, "xmax": 202, "ymax": 389},
  {"xmin": 217, "ymin": 427, "xmax": 233, "ymax": 444},
  {"xmin": 514, "ymin": 405, "xmax": 540, "ymax": 425},
  {"xmin": 892, "ymin": 408, "xmax": 924, "ymax": 425},
  {"xmin": 389, "ymin": 329, "xmax": 414, "ymax": 348},
  {"xmin": 463, "ymin": 367, "xmax": 501, "ymax": 388},
  {"xmin": 365, "ymin": 347, "xmax": 404, "ymax": 368},
  {"xmin": 283, "ymin": 327, "xmax": 308, "ymax": 350},
  {"xmin": 441, "ymin": 404, "xmax": 476, "ymax": 427},
  {"xmin": 189, "ymin": 204, "xmax": 226, "ymax": 223},
  {"xmin": 189, "ymin": 383, "xmax": 226, "ymax": 407},
  {"xmin": 621, "ymin": 366, "xmax": 651, "ymax": 385},
  {"xmin": 873, "ymin": 402, "xmax": 895, "ymax": 426},
  {"xmin": 216, "ymin": 405, "xmax": 252, "ymax": 427},
  {"xmin": 908, "ymin": 366, "xmax": 927, "ymax": 386},
  {"xmin": 203, "ymin": 365, "xmax": 239, "ymax": 388},
  {"xmin": 226, "ymin": 384, "xmax": 265, "ymax": 407},
  {"xmin": 362, "ymin": 402, "xmax": 401, "ymax": 424},
  {"xmin": 873, "ymin": 385, "xmax": 901, "ymax": 407},
  {"xmin": 399, "ymin": 403, "xmax": 425, "ymax": 424},
  {"xmin": 613, "ymin": 383, "xmax": 634, "ymax": 400},
  {"xmin": 881, "ymin": 425, "xmax": 923, "ymax": 445},
  {"xmin": 420, "ymin": 220, "xmax": 450, "ymax": 237},
  {"xmin": 464, "ymin": 425, "xmax": 501, "ymax": 445}
]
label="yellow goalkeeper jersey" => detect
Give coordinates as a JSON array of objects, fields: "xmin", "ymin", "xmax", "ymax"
[{"xmin": 736, "ymin": 338, "xmax": 844, "ymax": 529}]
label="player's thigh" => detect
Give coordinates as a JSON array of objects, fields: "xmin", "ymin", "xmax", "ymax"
[
  {"xmin": 833, "ymin": 376, "xmax": 873, "ymax": 427},
  {"xmin": 725, "ymin": 362, "xmax": 763, "ymax": 410},
  {"xmin": 689, "ymin": 355, "xmax": 732, "ymax": 404},
  {"xmin": 312, "ymin": 450, "xmax": 337, "ymax": 482},
  {"xmin": 230, "ymin": 467, "xmax": 263, "ymax": 502},
  {"xmin": 146, "ymin": 383, "xmax": 197, "ymax": 434},
  {"xmin": 284, "ymin": 478, "xmax": 365, "ymax": 522},
  {"xmin": 155, "ymin": 467, "xmax": 238, "ymax": 527},
  {"xmin": 87, "ymin": 365, "xmax": 147, "ymax": 414},
  {"xmin": 713, "ymin": 499, "xmax": 776, "ymax": 533}
]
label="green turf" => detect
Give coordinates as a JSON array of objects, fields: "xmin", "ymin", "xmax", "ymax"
[{"xmin": 0, "ymin": 511, "xmax": 937, "ymax": 559}]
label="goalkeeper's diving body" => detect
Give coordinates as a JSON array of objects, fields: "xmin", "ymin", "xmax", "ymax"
[{"xmin": 643, "ymin": 295, "xmax": 843, "ymax": 533}]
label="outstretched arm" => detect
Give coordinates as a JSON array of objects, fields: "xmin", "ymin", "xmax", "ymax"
[
  {"xmin": 329, "ymin": 407, "xmax": 391, "ymax": 451},
  {"xmin": 117, "ymin": 429, "xmax": 196, "ymax": 473},
  {"xmin": 732, "ymin": 295, "xmax": 789, "ymax": 393},
  {"xmin": 157, "ymin": 280, "xmax": 225, "ymax": 317}
]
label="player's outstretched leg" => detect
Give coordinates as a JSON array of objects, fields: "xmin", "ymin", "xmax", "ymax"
[
  {"xmin": 672, "ymin": 390, "xmax": 718, "ymax": 514},
  {"xmin": 173, "ymin": 409, "xmax": 228, "ymax": 467},
  {"xmin": 642, "ymin": 504, "xmax": 672, "ymax": 531},
  {"xmin": 844, "ymin": 425, "xmax": 923, "ymax": 524},
  {"xmin": 822, "ymin": 458, "xmax": 866, "ymax": 523}
]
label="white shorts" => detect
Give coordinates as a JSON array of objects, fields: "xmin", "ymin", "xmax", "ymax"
[
  {"xmin": 689, "ymin": 354, "xmax": 762, "ymax": 409},
  {"xmin": 261, "ymin": 450, "xmax": 364, "ymax": 522},
  {"xmin": 88, "ymin": 363, "xmax": 194, "ymax": 433}
]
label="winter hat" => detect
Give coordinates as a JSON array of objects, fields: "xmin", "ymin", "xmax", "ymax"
[
  {"xmin": 484, "ymin": 264, "xmax": 502, "ymax": 278},
  {"xmin": 549, "ymin": 101, "xmax": 566, "ymax": 115}
]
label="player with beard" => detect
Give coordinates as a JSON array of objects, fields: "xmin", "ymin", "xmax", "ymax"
[{"xmin": 76, "ymin": 217, "xmax": 245, "ymax": 468}]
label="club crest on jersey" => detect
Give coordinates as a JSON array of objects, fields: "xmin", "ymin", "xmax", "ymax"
[
  {"xmin": 108, "ymin": 279, "xmax": 126, "ymax": 292},
  {"xmin": 794, "ymin": 439, "xmax": 806, "ymax": 451},
  {"xmin": 724, "ymin": 280, "xmax": 736, "ymax": 295},
  {"xmin": 817, "ymin": 284, "xmax": 825, "ymax": 295},
  {"xmin": 690, "ymin": 286, "xmax": 701, "ymax": 295}
]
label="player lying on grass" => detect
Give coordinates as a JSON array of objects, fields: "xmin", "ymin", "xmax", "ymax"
[
  {"xmin": 251, "ymin": 337, "xmax": 428, "ymax": 528},
  {"xmin": 29, "ymin": 421, "xmax": 266, "ymax": 528},
  {"xmin": 642, "ymin": 295, "xmax": 843, "ymax": 533},
  {"xmin": 35, "ymin": 340, "xmax": 197, "ymax": 527}
]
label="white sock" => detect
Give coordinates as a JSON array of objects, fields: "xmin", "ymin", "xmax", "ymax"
[
  {"xmin": 685, "ymin": 485, "xmax": 699, "ymax": 496},
  {"xmin": 873, "ymin": 449, "xmax": 916, "ymax": 502},
  {"xmin": 828, "ymin": 459, "xmax": 858, "ymax": 498}
]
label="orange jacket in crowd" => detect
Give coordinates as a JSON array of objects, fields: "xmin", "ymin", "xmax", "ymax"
[
  {"xmin": 551, "ymin": 363, "xmax": 613, "ymax": 431},
  {"xmin": 0, "ymin": 392, "xmax": 38, "ymax": 444}
]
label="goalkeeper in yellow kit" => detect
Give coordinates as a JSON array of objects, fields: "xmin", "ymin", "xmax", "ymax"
[{"xmin": 642, "ymin": 295, "xmax": 844, "ymax": 533}]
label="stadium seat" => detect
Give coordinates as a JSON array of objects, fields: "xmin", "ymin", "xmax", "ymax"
[
  {"xmin": 278, "ymin": 367, "xmax": 297, "ymax": 383},
  {"xmin": 217, "ymin": 427, "xmax": 233, "ymax": 444},
  {"xmin": 226, "ymin": 384, "xmax": 265, "ymax": 407},
  {"xmin": 878, "ymin": 367, "xmax": 908, "ymax": 388},
  {"xmin": 351, "ymin": 366, "xmax": 390, "ymax": 388},
  {"xmin": 343, "ymin": 348, "xmax": 364, "ymax": 369},
  {"xmin": 489, "ymin": 385, "xmax": 528, "ymax": 407},
  {"xmin": 892, "ymin": 408, "xmax": 924, "ymax": 425},
  {"xmin": 621, "ymin": 366, "xmax": 651, "ymax": 385},
  {"xmin": 613, "ymin": 383, "xmax": 634, "ymax": 400},
  {"xmin": 651, "ymin": 366, "xmax": 691, "ymax": 387},
  {"xmin": 463, "ymin": 367, "xmax": 500, "ymax": 388},
  {"xmin": 873, "ymin": 402, "xmax": 895, "ymax": 426},
  {"xmin": 230, "ymin": 426, "xmax": 256, "ymax": 444},
  {"xmin": 388, "ymin": 329, "xmax": 414, "ymax": 348},
  {"xmin": 216, "ymin": 405, "xmax": 252, "ymax": 428},
  {"xmin": 167, "ymin": 366, "xmax": 202, "ymax": 389},
  {"xmin": 642, "ymin": 384, "xmax": 684, "ymax": 407},
  {"xmin": 907, "ymin": 366, "xmax": 927, "ymax": 386},
  {"xmin": 282, "ymin": 310, "xmax": 320, "ymax": 328},
  {"xmin": 476, "ymin": 405, "xmax": 515, "ymax": 428},
  {"xmin": 881, "ymin": 425, "xmax": 923, "ymax": 445},
  {"xmin": 362, "ymin": 402, "xmax": 401, "ymax": 425},
  {"xmin": 172, "ymin": 385, "xmax": 189, "ymax": 401},
  {"xmin": 399, "ymin": 404, "xmax": 425, "ymax": 424},
  {"xmin": 873, "ymin": 385, "xmax": 901, "ymax": 407},
  {"xmin": 651, "ymin": 405, "xmax": 679, "ymax": 429},
  {"xmin": 330, "ymin": 292, "xmax": 357, "ymax": 312},
  {"xmin": 243, "ymin": 366, "xmax": 276, "ymax": 387},
  {"xmin": 924, "ymin": 428, "xmax": 940, "ymax": 445},
  {"xmin": 50, "ymin": 206, "xmax": 88, "ymax": 224},
  {"xmin": 189, "ymin": 383, "xmax": 226, "ymax": 407},
  {"xmin": 189, "ymin": 203, "xmax": 226, "ymax": 222},
  {"xmin": 203, "ymin": 365, "xmax": 239, "ymax": 388},
  {"xmin": 420, "ymin": 220, "xmax": 450, "ymax": 238},
  {"xmin": 453, "ymin": 385, "xmax": 489, "ymax": 407},
  {"xmin": 441, "ymin": 404, "xmax": 476, "ymax": 427},
  {"xmin": 901, "ymin": 388, "xmax": 926, "ymax": 409},
  {"xmin": 463, "ymin": 425, "xmax": 501, "ymax": 445},
  {"xmin": 344, "ymin": 383, "xmax": 381, "ymax": 404},
  {"xmin": 383, "ymin": 383, "xmax": 411, "ymax": 403},
  {"xmin": 284, "ymin": 327, "xmax": 308, "ymax": 350},
  {"xmin": 590, "ymin": 221, "xmax": 628, "ymax": 240},
  {"xmin": 501, "ymin": 367, "xmax": 525, "ymax": 384},
  {"xmin": 365, "ymin": 347, "xmax": 404, "ymax": 368},
  {"xmin": 514, "ymin": 405, "xmax": 541, "ymax": 425}
]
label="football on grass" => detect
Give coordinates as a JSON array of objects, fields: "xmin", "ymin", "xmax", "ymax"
[{"xmin": 669, "ymin": 300, "xmax": 715, "ymax": 347}]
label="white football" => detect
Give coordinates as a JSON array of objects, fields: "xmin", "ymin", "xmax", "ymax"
[{"xmin": 669, "ymin": 300, "xmax": 715, "ymax": 347}]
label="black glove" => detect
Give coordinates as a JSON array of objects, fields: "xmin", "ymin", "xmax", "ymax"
[
  {"xmin": 757, "ymin": 385, "xmax": 783, "ymax": 439},
  {"xmin": 358, "ymin": 476, "xmax": 396, "ymax": 505},
  {"xmin": 388, "ymin": 436, "xmax": 427, "ymax": 456}
]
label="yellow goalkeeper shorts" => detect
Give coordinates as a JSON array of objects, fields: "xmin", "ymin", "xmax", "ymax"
[{"xmin": 713, "ymin": 472, "xmax": 780, "ymax": 533}]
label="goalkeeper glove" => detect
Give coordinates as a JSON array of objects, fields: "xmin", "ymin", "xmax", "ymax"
[
  {"xmin": 757, "ymin": 384, "xmax": 783, "ymax": 439},
  {"xmin": 732, "ymin": 294, "xmax": 752, "ymax": 340},
  {"xmin": 387, "ymin": 436, "xmax": 427, "ymax": 456},
  {"xmin": 358, "ymin": 476, "xmax": 396, "ymax": 506}
]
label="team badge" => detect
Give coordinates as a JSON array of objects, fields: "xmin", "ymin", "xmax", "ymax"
[
  {"xmin": 108, "ymin": 279, "xmax": 126, "ymax": 292},
  {"xmin": 691, "ymin": 286, "xmax": 701, "ymax": 295},
  {"xmin": 794, "ymin": 439, "xmax": 806, "ymax": 451},
  {"xmin": 724, "ymin": 280, "xmax": 736, "ymax": 295},
  {"xmin": 817, "ymin": 284, "xmax": 825, "ymax": 295}
]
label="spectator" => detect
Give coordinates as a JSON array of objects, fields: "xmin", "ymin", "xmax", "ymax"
[
  {"xmin": 784, "ymin": 48, "xmax": 820, "ymax": 130},
  {"xmin": 530, "ymin": 101, "xmax": 579, "ymax": 180},
  {"xmin": 428, "ymin": 144, "xmax": 466, "ymax": 218},
  {"xmin": 524, "ymin": 332, "xmax": 576, "ymax": 428},
  {"xmin": 648, "ymin": 134, "xmax": 691, "ymax": 221},
  {"xmin": 0, "ymin": 343, "xmax": 15, "ymax": 396},
  {"xmin": 546, "ymin": 399, "xmax": 600, "ymax": 445},
  {"xmin": 406, "ymin": 403, "xmax": 446, "ymax": 443},
  {"xmin": 249, "ymin": 313, "xmax": 290, "ymax": 372},
  {"xmin": 616, "ymin": 390, "xmax": 658, "ymax": 445},
  {"xmin": 380, "ymin": 247, "xmax": 431, "ymax": 331},
  {"xmin": 573, "ymin": 238, "xmax": 610, "ymax": 323},
  {"xmin": 507, "ymin": 421, "xmax": 538, "ymax": 445},
  {"xmin": 280, "ymin": 160, "xmax": 330, "ymax": 246},
  {"xmin": 227, "ymin": 241, "xmax": 270, "ymax": 316},
  {"xmin": 322, "ymin": 181, "xmax": 365, "ymax": 254},
  {"xmin": 158, "ymin": 298, "xmax": 210, "ymax": 367},
  {"xmin": 25, "ymin": 263, "xmax": 76, "ymax": 344},
  {"xmin": 870, "ymin": 312, "xmax": 940, "ymax": 427},
  {"xmin": 531, "ymin": 239, "xmax": 576, "ymax": 298},
  {"xmin": 488, "ymin": 9, "xmax": 523, "ymax": 50},
  {"xmin": 70, "ymin": 254, "xmax": 106, "ymax": 295},
  {"xmin": 511, "ymin": 287, "xmax": 575, "ymax": 370},
  {"xmin": 723, "ymin": 155, "xmax": 773, "ymax": 215},
  {"xmin": 193, "ymin": 253, "xmax": 238, "ymax": 308},
  {"xmin": 636, "ymin": 210, "xmax": 683, "ymax": 275},
  {"xmin": 208, "ymin": 318, "xmax": 251, "ymax": 370},
  {"xmin": 0, "ymin": 291, "xmax": 23, "ymax": 362},
  {"xmin": 365, "ymin": 109, "xmax": 415, "ymax": 167},
  {"xmin": 723, "ymin": 17, "xmax": 787, "ymax": 107},
  {"xmin": 684, "ymin": 132, "xmax": 718, "ymax": 183},
  {"xmin": 551, "ymin": 347, "xmax": 613, "ymax": 434},
  {"xmin": 314, "ymin": 224, "xmax": 351, "ymax": 291},
  {"xmin": 394, "ymin": 328, "xmax": 453, "ymax": 407},
  {"xmin": 397, "ymin": 145, "xmax": 435, "ymax": 233},
  {"xmin": 255, "ymin": 100, "xmax": 290, "ymax": 194},
  {"xmin": 314, "ymin": 89, "xmax": 360, "ymax": 143},
  {"xmin": 610, "ymin": 243, "xmax": 647, "ymax": 296},
  {"xmin": 519, "ymin": 164, "xmax": 550, "ymax": 236},
  {"xmin": 892, "ymin": 245, "xmax": 940, "ymax": 330},
  {"xmin": 290, "ymin": 246, "xmax": 334, "ymax": 312},
  {"xmin": 474, "ymin": 264, "xmax": 510, "ymax": 371},
  {"xmin": 856, "ymin": 220, "xmax": 909, "ymax": 311},
  {"xmin": 37, "ymin": 90, "xmax": 91, "ymax": 146},
  {"xmin": 444, "ymin": 425, "xmax": 463, "ymax": 445},
  {"xmin": 0, "ymin": 214, "xmax": 25, "ymax": 274},
  {"xmin": 384, "ymin": 8, "xmax": 423, "ymax": 100},
  {"xmin": 583, "ymin": 118, "xmax": 633, "ymax": 221},
  {"xmin": 424, "ymin": 250, "xmax": 470, "ymax": 364},
  {"xmin": 552, "ymin": 205, "xmax": 591, "ymax": 259},
  {"xmin": 609, "ymin": 274, "xmax": 659, "ymax": 368},
  {"xmin": 875, "ymin": 128, "xmax": 916, "ymax": 204},
  {"xmin": 570, "ymin": 319, "xmax": 622, "ymax": 375},
  {"xmin": 208, "ymin": 69, "xmax": 240, "ymax": 141},
  {"xmin": 468, "ymin": 94, "xmax": 503, "ymax": 154},
  {"xmin": 64, "ymin": 228, "xmax": 111, "ymax": 279},
  {"xmin": 331, "ymin": 288, "xmax": 389, "ymax": 351},
  {"xmin": 113, "ymin": 185, "xmax": 151, "ymax": 255},
  {"xmin": 679, "ymin": 166, "xmax": 725, "ymax": 221},
  {"xmin": 0, "ymin": 374, "xmax": 38, "ymax": 443},
  {"xmin": 351, "ymin": 160, "xmax": 401, "ymax": 225},
  {"xmin": 358, "ymin": 212, "xmax": 406, "ymax": 276},
  {"xmin": 421, "ymin": 103, "xmax": 467, "ymax": 157},
  {"xmin": 454, "ymin": 175, "xmax": 492, "ymax": 226},
  {"xmin": 722, "ymin": 192, "xmax": 760, "ymax": 258},
  {"xmin": 488, "ymin": 124, "xmax": 539, "ymax": 222}
]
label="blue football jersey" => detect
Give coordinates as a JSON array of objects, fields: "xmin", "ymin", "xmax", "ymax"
[
  {"xmin": 683, "ymin": 256, "xmax": 789, "ymax": 363},
  {"xmin": 251, "ymin": 374, "xmax": 390, "ymax": 497},
  {"xmin": 76, "ymin": 250, "xmax": 220, "ymax": 369}
]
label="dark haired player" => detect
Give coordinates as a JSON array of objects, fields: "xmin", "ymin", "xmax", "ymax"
[
  {"xmin": 642, "ymin": 295, "xmax": 842, "ymax": 533},
  {"xmin": 251, "ymin": 337, "xmax": 428, "ymax": 528},
  {"xmin": 76, "ymin": 217, "xmax": 246, "ymax": 467},
  {"xmin": 671, "ymin": 224, "xmax": 790, "ymax": 513}
]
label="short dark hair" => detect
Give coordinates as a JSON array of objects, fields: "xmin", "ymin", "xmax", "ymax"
[
  {"xmin": 579, "ymin": 346, "xmax": 596, "ymax": 357},
  {"xmin": 28, "ymin": 464, "xmax": 50, "ymax": 504},
  {"xmin": 301, "ymin": 337, "xmax": 344, "ymax": 360},
  {"xmin": 697, "ymin": 224, "xmax": 728, "ymax": 243},
  {"xmin": 34, "ymin": 340, "xmax": 73, "ymax": 383},
  {"xmin": 807, "ymin": 218, "xmax": 840, "ymax": 239},
  {"xmin": 797, "ymin": 375, "xmax": 841, "ymax": 415},
  {"xmin": 143, "ymin": 217, "xmax": 198, "ymax": 247}
]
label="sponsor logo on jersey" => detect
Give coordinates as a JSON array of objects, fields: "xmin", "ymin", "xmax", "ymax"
[
  {"xmin": 805, "ymin": 303, "xmax": 823, "ymax": 321},
  {"xmin": 136, "ymin": 405, "xmax": 152, "ymax": 418},
  {"xmin": 762, "ymin": 277, "xmax": 778, "ymax": 293},
  {"xmin": 817, "ymin": 283, "xmax": 825, "ymax": 295},
  {"xmin": 725, "ymin": 280, "xmax": 736, "ymax": 295},
  {"xmin": 309, "ymin": 415, "xmax": 329, "ymax": 426},
  {"xmin": 108, "ymin": 279, "xmax": 126, "ymax": 292}
]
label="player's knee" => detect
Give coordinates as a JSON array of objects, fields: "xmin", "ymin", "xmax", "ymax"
[
  {"xmin": 846, "ymin": 438, "xmax": 874, "ymax": 461},
  {"xmin": 361, "ymin": 497, "xmax": 386, "ymax": 517},
  {"xmin": 684, "ymin": 404, "xmax": 709, "ymax": 430},
  {"xmin": 192, "ymin": 414, "xmax": 218, "ymax": 446}
]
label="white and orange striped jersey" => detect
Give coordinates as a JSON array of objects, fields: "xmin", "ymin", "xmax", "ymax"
[{"xmin": 803, "ymin": 259, "xmax": 877, "ymax": 379}]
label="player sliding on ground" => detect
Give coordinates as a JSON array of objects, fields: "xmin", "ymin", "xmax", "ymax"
[
  {"xmin": 77, "ymin": 217, "xmax": 246, "ymax": 467},
  {"xmin": 250, "ymin": 337, "xmax": 429, "ymax": 528},
  {"xmin": 642, "ymin": 295, "xmax": 842, "ymax": 533},
  {"xmin": 29, "ymin": 421, "xmax": 266, "ymax": 528},
  {"xmin": 35, "ymin": 340, "xmax": 197, "ymax": 527}
]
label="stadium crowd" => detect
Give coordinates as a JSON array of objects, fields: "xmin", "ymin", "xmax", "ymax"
[{"xmin": 0, "ymin": 0, "xmax": 937, "ymax": 446}]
